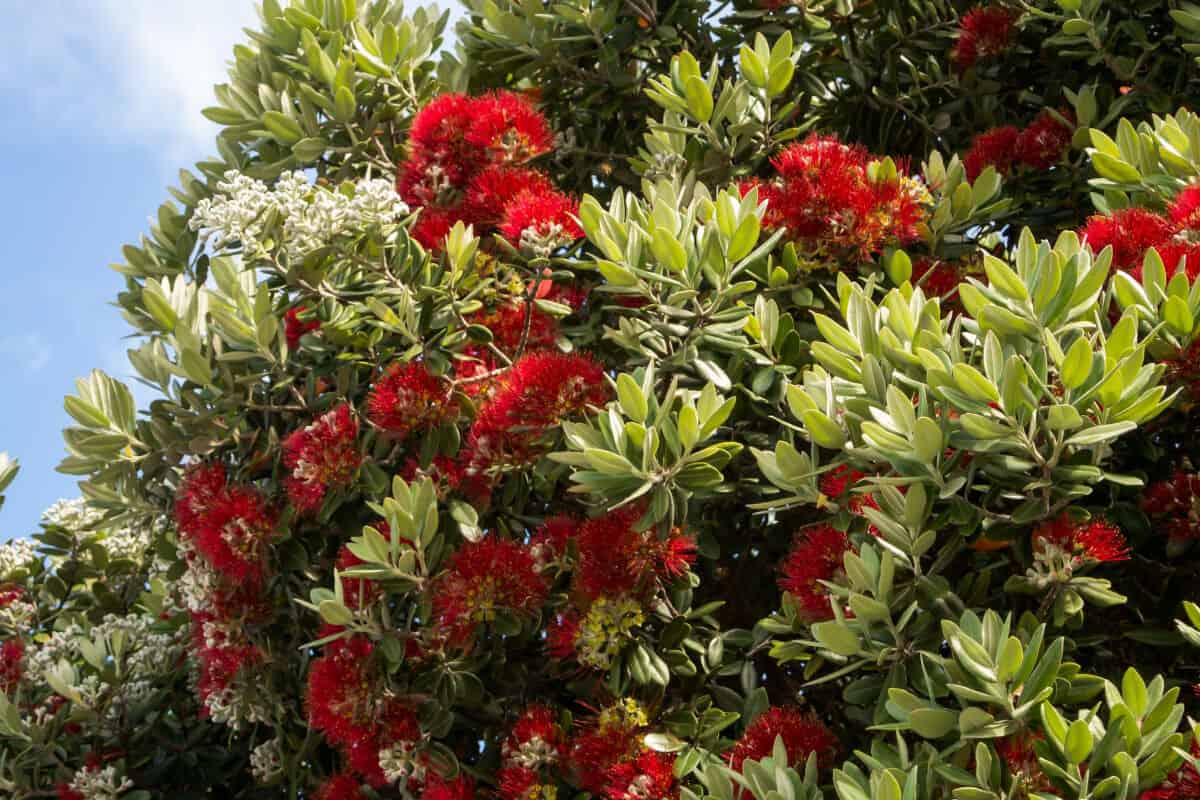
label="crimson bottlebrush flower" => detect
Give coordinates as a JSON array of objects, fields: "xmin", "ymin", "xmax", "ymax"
[
  {"xmin": 996, "ymin": 732, "xmax": 1053, "ymax": 795},
  {"xmin": 575, "ymin": 505, "xmax": 696, "ymax": 601},
  {"xmin": 316, "ymin": 774, "xmax": 367, "ymax": 800},
  {"xmin": 466, "ymin": 91, "xmax": 555, "ymax": 163},
  {"xmin": 746, "ymin": 134, "xmax": 928, "ymax": 264},
  {"xmin": 401, "ymin": 456, "xmax": 466, "ymax": 496},
  {"xmin": 1078, "ymin": 208, "xmax": 1176, "ymax": 271},
  {"xmin": 406, "ymin": 93, "xmax": 481, "ymax": 188},
  {"xmin": 729, "ymin": 708, "xmax": 838, "ymax": 772},
  {"xmin": 307, "ymin": 633, "xmax": 421, "ymax": 786},
  {"xmin": 468, "ymin": 301, "xmax": 560, "ymax": 357},
  {"xmin": 569, "ymin": 702, "xmax": 647, "ymax": 793},
  {"xmin": 1013, "ymin": 110, "xmax": 1074, "ymax": 170},
  {"xmin": 498, "ymin": 189, "xmax": 584, "ymax": 256},
  {"xmin": 951, "ymin": 6, "xmax": 1017, "ymax": 69},
  {"xmin": 820, "ymin": 464, "xmax": 867, "ymax": 510},
  {"xmin": 431, "ymin": 537, "xmax": 548, "ymax": 644},
  {"xmin": 285, "ymin": 305, "xmax": 320, "ymax": 350},
  {"xmin": 503, "ymin": 705, "xmax": 566, "ymax": 768},
  {"xmin": 1141, "ymin": 740, "xmax": 1200, "ymax": 799},
  {"xmin": 424, "ymin": 774, "xmax": 477, "ymax": 800},
  {"xmin": 0, "ymin": 639, "xmax": 23, "ymax": 693},
  {"xmin": 604, "ymin": 750, "xmax": 678, "ymax": 800},
  {"xmin": 463, "ymin": 352, "xmax": 608, "ymax": 482},
  {"xmin": 367, "ymin": 361, "xmax": 458, "ymax": 439},
  {"xmin": 175, "ymin": 463, "xmax": 278, "ymax": 586},
  {"xmin": 779, "ymin": 525, "xmax": 853, "ymax": 621},
  {"xmin": 911, "ymin": 257, "xmax": 963, "ymax": 299},
  {"xmin": 463, "ymin": 165, "xmax": 555, "ymax": 227},
  {"xmin": 0, "ymin": 584, "xmax": 24, "ymax": 607},
  {"xmin": 546, "ymin": 611, "xmax": 582, "ymax": 661},
  {"xmin": 1143, "ymin": 470, "xmax": 1200, "ymax": 543},
  {"xmin": 1169, "ymin": 185, "xmax": 1200, "ymax": 231},
  {"xmin": 1033, "ymin": 513, "xmax": 1129, "ymax": 564},
  {"xmin": 282, "ymin": 404, "xmax": 362, "ymax": 514},
  {"xmin": 498, "ymin": 767, "xmax": 552, "ymax": 800},
  {"xmin": 190, "ymin": 611, "xmax": 263, "ymax": 717},
  {"xmin": 963, "ymin": 126, "xmax": 1019, "ymax": 182}
]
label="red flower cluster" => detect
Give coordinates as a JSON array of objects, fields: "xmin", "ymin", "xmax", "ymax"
[
  {"xmin": 728, "ymin": 707, "xmax": 838, "ymax": 773},
  {"xmin": 462, "ymin": 352, "xmax": 608, "ymax": 492},
  {"xmin": 0, "ymin": 638, "xmax": 22, "ymax": 694},
  {"xmin": 497, "ymin": 705, "xmax": 567, "ymax": 800},
  {"xmin": 574, "ymin": 506, "xmax": 696, "ymax": 602},
  {"xmin": 910, "ymin": 257, "xmax": 964, "ymax": 299},
  {"xmin": 963, "ymin": 111, "xmax": 1073, "ymax": 181},
  {"xmin": 397, "ymin": 92, "xmax": 582, "ymax": 255},
  {"xmin": 431, "ymin": 537, "xmax": 549, "ymax": 645},
  {"xmin": 1033, "ymin": 513, "xmax": 1129, "ymax": 564},
  {"xmin": 1141, "ymin": 740, "xmax": 1200, "ymax": 799},
  {"xmin": 568, "ymin": 701, "xmax": 647, "ymax": 794},
  {"xmin": 1142, "ymin": 470, "xmax": 1200, "ymax": 544},
  {"xmin": 604, "ymin": 750, "xmax": 678, "ymax": 800},
  {"xmin": 307, "ymin": 630, "xmax": 421, "ymax": 786},
  {"xmin": 951, "ymin": 6, "xmax": 1017, "ymax": 69},
  {"xmin": 425, "ymin": 774, "xmax": 476, "ymax": 800},
  {"xmin": 456, "ymin": 299, "xmax": 565, "ymax": 393},
  {"xmin": 741, "ymin": 134, "xmax": 928, "ymax": 265},
  {"xmin": 282, "ymin": 404, "xmax": 362, "ymax": 514},
  {"xmin": 190, "ymin": 610, "xmax": 264, "ymax": 719},
  {"xmin": 1079, "ymin": 189, "xmax": 1200, "ymax": 276},
  {"xmin": 779, "ymin": 525, "xmax": 854, "ymax": 621},
  {"xmin": 367, "ymin": 361, "xmax": 459, "ymax": 440},
  {"xmin": 285, "ymin": 305, "xmax": 320, "ymax": 350},
  {"xmin": 175, "ymin": 463, "xmax": 279, "ymax": 587}
]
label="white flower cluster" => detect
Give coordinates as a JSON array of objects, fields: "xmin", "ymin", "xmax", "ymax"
[
  {"xmin": 41, "ymin": 498, "xmax": 104, "ymax": 530},
  {"xmin": 0, "ymin": 539, "xmax": 36, "ymax": 580},
  {"xmin": 190, "ymin": 170, "xmax": 409, "ymax": 261},
  {"xmin": 66, "ymin": 765, "xmax": 132, "ymax": 800},
  {"xmin": 379, "ymin": 739, "xmax": 427, "ymax": 784},
  {"xmin": 250, "ymin": 737, "xmax": 284, "ymax": 784},
  {"xmin": 39, "ymin": 498, "xmax": 152, "ymax": 564}
]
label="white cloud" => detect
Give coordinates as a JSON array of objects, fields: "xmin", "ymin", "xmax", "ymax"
[
  {"xmin": 0, "ymin": 334, "xmax": 52, "ymax": 373},
  {"xmin": 0, "ymin": 1, "xmax": 260, "ymax": 160}
]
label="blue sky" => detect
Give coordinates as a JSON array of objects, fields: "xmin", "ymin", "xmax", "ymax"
[{"xmin": 0, "ymin": 1, "xmax": 262, "ymax": 538}]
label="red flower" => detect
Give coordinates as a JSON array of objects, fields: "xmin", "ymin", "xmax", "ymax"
[
  {"xmin": 285, "ymin": 305, "xmax": 321, "ymax": 350},
  {"xmin": 530, "ymin": 516, "xmax": 578, "ymax": 567},
  {"xmin": 498, "ymin": 190, "xmax": 584, "ymax": 255},
  {"xmin": 604, "ymin": 750, "xmax": 678, "ymax": 800},
  {"xmin": 1143, "ymin": 470, "xmax": 1200, "ymax": 543},
  {"xmin": 546, "ymin": 612, "xmax": 582, "ymax": 661},
  {"xmin": 779, "ymin": 525, "xmax": 853, "ymax": 621},
  {"xmin": 0, "ymin": 584, "xmax": 25, "ymax": 607},
  {"xmin": 575, "ymin": 506, "xmax": 696, "ymax": 602},
  {"xmin": 466, "ymin": 91, "xmax": 555, "ymax": 163},
  {"xmin": 729, "ymin": 708, "xmax": 838, "ymax": 772},
  {"xmin": 424, "ymin": 774, "xmax": 476, "ymax": 800},
  {"xmin": 190, "ymin": 611, "xmax": 263, "ymax": 717},
  {"xmin": 1141, "ymin": 740, "xmax": 1200, "ymax": 799},
  {"xmin": 0, "ymin": 639, "xmax": 23, "ymax": 693},
  {"xmin": 282, "ymin": 404, "xmax": 362, "ymax": 514},
  {"xmin": 411, "ymin": 206, "xmax": 461, "ymax": 251},
  {"xmin": 432, "ymin": 537, "xmax": 548, "ymax": 644},
  {"xmin": 504, "ymin": 705, "xmax": 566, "ymax": 767},
  {"xmin": 1169, "ymin": 185, "xmax": 1200, "ymax": 231},
  {"xmin": 175, "ymin": 463, "xmax": 279, "ymax": 586},
  {"xmin": 316, "ymin": 774, "xmax": 367, "ymax": 800},
  {"xmin": 401, "ymin": 456, "xmax": 466, "ymax": 496},
  {"xmin": 1033, "ymin": 513, "xmax": 1129, "ymax": 564},
  {"xmin": 56, "ymin": 785, "xmax": 85, "ymax": 800},
  {"xmin": 746, "ymin": 134, "xmax": 927, "ymax": 264},
  {"xmin": 1078, "ymin": 208, "xmax": 1176, "ymax": 271},
  {"xmin": 963, "ymin": 126, "xmax": 1019, "ymax": 182},
  {"xmin": 498, "ymin": 767, "xmax": 549, "ymax": 800},
  {"xmin": 569, "ymin": 703, "xmax": 646, "ymax": 793},
  {"xmin": 307, "ymin": 633, "xmax": 420, "ymax": 786},
  {"xmin": 463, "ymin": 166, "xmax": 555, "ymax": 228},
  {"xmin": 951, "ymin": 6, "xmax": 1016, "ymax": 69},
  {"xmin": 406, "ymin": 93, "xmax": 481, "ymax": 190},
  {"xmin": 911, "ymin": 257, "xmax": 963, "ymax": 299},
  {"xmin": 463, "ymin": 352, "xmax": 608, "ymax": 484},
  {"xmin": 1013, "ymin": 110, "xmax": 1073, "ymax": 170},
  {"xmin": 367, "ymin": 362, "xmax": 459, "ymax": 439}
]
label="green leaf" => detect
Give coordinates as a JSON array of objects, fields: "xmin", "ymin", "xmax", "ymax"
[{"xmin": 908, "ymin": 707, "xmax": 957, "ymax": 739}]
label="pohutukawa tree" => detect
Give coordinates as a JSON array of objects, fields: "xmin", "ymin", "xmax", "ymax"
[{"xmin": 2, "ymin": 0, "xmax": 1200, "ymax": 798}]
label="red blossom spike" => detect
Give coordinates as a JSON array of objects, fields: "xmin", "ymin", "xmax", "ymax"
[
  {"xmin": 574, "ymin": 506, "xmax": 695, "ymax": 602},
  {"xmin": 463, "ymin": 165, "xmax": 555, "ymax": 227},
  {"xmin": 285, "ymin": 305, "xmax": 320, "ymax": 350},
  {"xmin": 996, "ymin": 731, "xmax": 1053, "ymax": 795},
  {"xmin": 963, "ymin": 126, "xmax": 1019, "ymax": 181},
  {"xmin": 424, "ymin": 773, "xmax": 476, "ymax": 800},
  {"xmin": 367, "ymin": 362, "xmax": 459, "ymax": 440},
  {"xmin": 0, "ymin": 638, "xmax": 23, "ymax": 693},
  {"xmin": 779, "ymin": 525, "xmax": 854, "ymax": 621},
  {"xmin": 1142, "ymin": 470, "xmax": 1200, "ymax": 543},
  {"xmin": 431, "ymin": 537, "xmax": 548, "ymax": 645},
  {"xmin": 1013, "ymin": 110, "xmax": 1074, "ymax": 170},
  {"xmin": 951, "ymin": 6, "xmax": 1016, "ymax": 69},
  {"xmin": 175, "ymin": 463, "xmax": 279, "ymax": 586},
  {"xmin": 282, "ymin": 404, "xmax": 362, "ymax": 515},
  {"xmin": 604, "ymin": 750, "xmax": 678, "ymax": 800},
  {"xmin": 728, "ymin": 707, "xmax": 838, "ymax": 772},
  {"xmin": 498, "ymin": 189, "xmax": 584, "ymax": 256},
  {"xmin": 1078, "ymin": 208, "xmax": 1176, "ymax": 272},
  {"xmin": 466, "ymin": 91, "xmax": 555, "ymax": 163},
  {"xmin": 1033, "ymin": 513, "xmax": 1129, "ymax": 564},
  {"xmin": 1169, "ymin": 184, "xmax": 1200, "ymax": 231},
  {"xmin": 316, "ymin": 774, "xmax": 367, "ymax": 800}
]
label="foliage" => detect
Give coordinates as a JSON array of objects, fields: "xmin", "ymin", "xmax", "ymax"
[{"xmin": 1, "ymin": 0, "xmax": 1200, "ymax": 798}]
